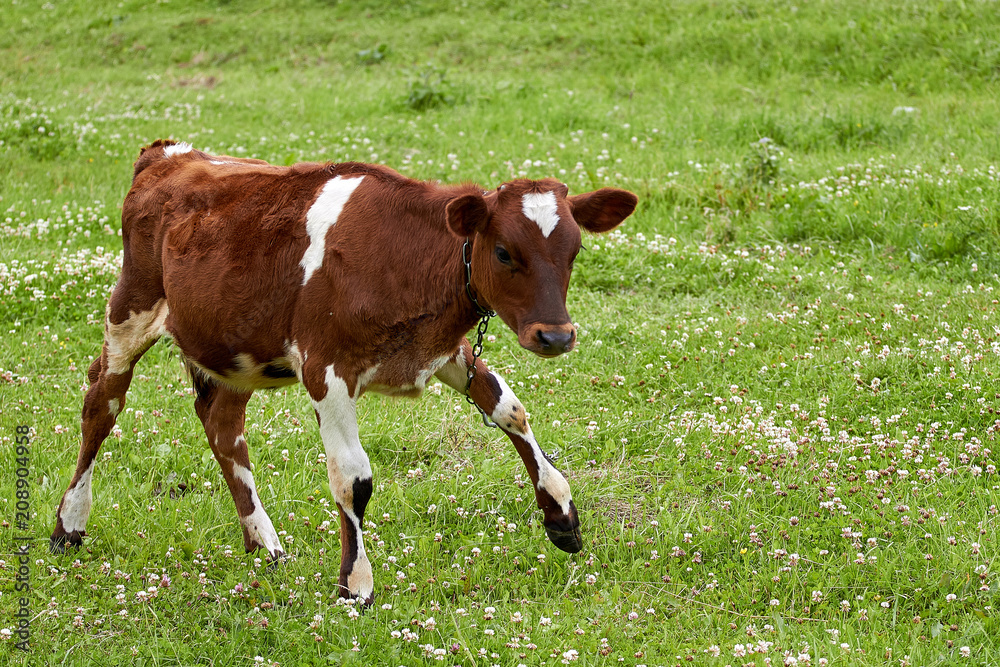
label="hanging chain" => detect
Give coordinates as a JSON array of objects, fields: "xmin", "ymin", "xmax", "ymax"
[
  {"xmin": 462, "ymin": 238, "xmax": 498, "ymax": 429},
  {"xmin": 464, "ymin": 315, "xmax": 497, "ymax": 428}
]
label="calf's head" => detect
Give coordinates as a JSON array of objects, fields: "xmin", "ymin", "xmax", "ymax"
[{"xmin": 447, "ymin": 179, "xmax": 637, "ymax": 356}]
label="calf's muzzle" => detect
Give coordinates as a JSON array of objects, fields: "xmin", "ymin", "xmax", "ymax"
[{"xmin": 521, "ymin": 323, "xmax": 577, "ymax": 357}]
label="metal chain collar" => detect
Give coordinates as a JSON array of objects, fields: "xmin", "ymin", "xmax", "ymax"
[
  {"xmin": 462, "ymin": 238, "xmax": 492, "ymax": 319},
  {"xmin": 462, "ymin": 238, "xmax": 498, "ymax": 429}
]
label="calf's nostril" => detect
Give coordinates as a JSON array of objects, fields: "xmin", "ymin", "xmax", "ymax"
[
  {"xmin": 539, "ymin": 329, "xmax": 573, "ymax": 351},
  {"xmin": 536, "ymin": 329, "xmax": 553, "ymax": 349}
]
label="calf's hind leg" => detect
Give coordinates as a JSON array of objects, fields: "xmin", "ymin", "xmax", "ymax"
[
  {"xmin": 190, "ymin": 368, "xmax": 284, "ymax": 558},
  {"xmin": 50, "ymin": 298, "xmax": 169, "ymax": 552}
]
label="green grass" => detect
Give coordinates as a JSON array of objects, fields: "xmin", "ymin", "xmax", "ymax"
[{"xmin": 2, "ymin": 0, "xmax": 999, "ymax": 664}]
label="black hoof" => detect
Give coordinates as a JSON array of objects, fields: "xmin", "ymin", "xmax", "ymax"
[
  {"xmin": 545, "ymin": 524, "xmax": 583, "ymax": 553},
  {"xmin": 543, "ymin": 499, "xmax": 583, "ymax": 553},
  {"xmin": 50, "ymin": 530, "xmax": 84, "ymax": 554},
  {"xmin": 338, "ymin": 590, "xmax": 375, "ymax": 608},
  {"xmin": 264, "ymin": 553, "xmax": 287, "ymax": 573}
]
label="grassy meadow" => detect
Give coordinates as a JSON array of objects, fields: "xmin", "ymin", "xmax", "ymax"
[{"xmin": 2, "ymin": 0, "xmax": 1000, "ymax": 664}]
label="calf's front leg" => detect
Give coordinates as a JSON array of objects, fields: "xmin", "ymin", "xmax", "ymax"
[
  {"xmin": 304, "ymin": 362, "xmax": 375, "ymax": 604},
  {"xmin": 436, "ymin": 341, "xmax": 583, "ymax": 553}
]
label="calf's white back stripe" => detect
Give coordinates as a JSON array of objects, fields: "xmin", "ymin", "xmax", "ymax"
[{"xmin": 301, "ymin": 176, "xmax": 365, "ymax": 285}]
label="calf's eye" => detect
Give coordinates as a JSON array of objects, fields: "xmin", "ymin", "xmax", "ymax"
[{"xmin": 495, "ymin": 245, "xmax": 512, "ymax": 265}]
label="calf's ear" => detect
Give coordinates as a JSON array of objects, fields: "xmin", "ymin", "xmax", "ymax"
[
  {"xmin": 568, "ymin": 188, "xmax": 638, "ymax": 234},
  {"xmin": 446, "ymin": 193, "xmax": 491, "ymax": 238}
]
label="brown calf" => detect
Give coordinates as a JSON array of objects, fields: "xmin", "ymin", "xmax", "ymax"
[{"xmin": 50, "ymin": 140, "xmax": 637, "ymax": 603}]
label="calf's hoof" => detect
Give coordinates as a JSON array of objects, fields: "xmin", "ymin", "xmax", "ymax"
[
  {"xmin": 263, "ymin": 552, "xmax": 288, "ymax": 573},
  {"xmin": 545, "ymin": 524, "xmax": 583, "ymax": 553},
  {"xmin": 49, "ymin": 529, "xmax": 85, "ymax": 554},
  {"xmin": 338, "ymin": 586, "xmax": 375, "ymax": 608},
  {"xmin": 245, "ymin": 540, "xmax": 287, "ymax": 565},
  {"xmin": 543, "ymin": 502, "xmax": 583, "ymax": 553},
  {"xmin": 543, "ymin": 500, "xmax": 583, "ymax": 554}
]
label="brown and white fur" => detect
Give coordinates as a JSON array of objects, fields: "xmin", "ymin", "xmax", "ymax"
[{"xmin": 50, "ymin": 140, "xmax": 637, "ymax": 603}]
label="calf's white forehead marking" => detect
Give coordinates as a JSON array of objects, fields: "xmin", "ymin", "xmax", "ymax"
[
  {"xmin": 301, "ymin": 176, "xmax": 365, "ymax": 284},
  {"xmin": 163, "ymin": 142, "xmax": 193, "ymax": 157},
  {"xmin": 522, "ymin": 190, "xmax": 560, "ymax": 238}
]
